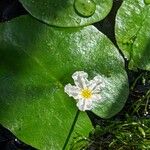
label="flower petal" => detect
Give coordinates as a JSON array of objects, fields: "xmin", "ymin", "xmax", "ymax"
[
  {"xmin": 72, "ymin": 71, "xmax": 89, "ymax": 88},
  {"xmin": 64, "ymin": 84, "xmax": 80, "ymax": 100},
  {"xmin": 76, "ymin": 99, "xmax": 93, "ymax": 111},
  {"xmin": 91, "ymin": 94, "xmax": 102, "ymax": 102},
  {"xmin": 88, "ymin": 75, "xmax": 105, "ymax": 93},
  {"xmin": 77, "ymin": 94, "xmax": 101, "ymax": 111}
]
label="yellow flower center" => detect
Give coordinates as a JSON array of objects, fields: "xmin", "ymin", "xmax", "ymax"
[{"xmin": 81, "ymin": 88, "xmax": 92, "ymax": 99}]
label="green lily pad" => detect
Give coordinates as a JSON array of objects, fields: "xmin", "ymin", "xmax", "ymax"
[
  {"xmin": 0, "ymin": 15, "xmax": 128, "ymax": 149},
  {"xmin": 18, "ymin": 0, "xmax": 113, "ymax": 27},
  {"xmin": 115, "ymin": 0, "xmax": 150, "ymax": 70}
]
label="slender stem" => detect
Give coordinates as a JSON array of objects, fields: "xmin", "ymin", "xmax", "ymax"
[
  {"xmin": 130, "ymin": 73, "xmax": 143, "ymax": 90},
  {"xmin": 144, "ymin": 90, "xmax": 150, "ymax": 114},
  {"xmin": 62, "ymin": 110, "xmax": 80, "ymax": 150}
]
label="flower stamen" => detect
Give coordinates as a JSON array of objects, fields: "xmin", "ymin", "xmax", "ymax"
[{"xmin": 81, "ymin": 88, "xmax": 92, "ymax": 99}]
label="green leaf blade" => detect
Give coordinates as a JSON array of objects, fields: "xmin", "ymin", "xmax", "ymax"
[
  {"xmin": 0, "ymin": 15, "xmax": 128, "ymax": 149},
  {"xmin": 19, "ymin": 0, "xmax": 113, "ymax": 27},
  {"xmin": 115, "ymin": 0, "xmax": 150, "ymax": 70}
]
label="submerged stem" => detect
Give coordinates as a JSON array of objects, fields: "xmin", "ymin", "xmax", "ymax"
[{"xmin": 62, "ymin": 110, "xmax": 80, "ymax": 150}]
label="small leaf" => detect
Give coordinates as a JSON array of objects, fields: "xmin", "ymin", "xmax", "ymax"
[
  {"xmin": 115, "ymin": 0, "xmax": 150, "ymax": 70},
  {"xmin": 19, "ymin": 0, "xmax": 113, "ymax": 27},
  {"xmin": 0, "ymin": 15, "xmax": 128, "ymax": 149}
]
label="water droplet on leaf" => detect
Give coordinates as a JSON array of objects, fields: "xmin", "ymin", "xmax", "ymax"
[
  {"xmin": 144, "ymin": 0, "xmax": 150, "ymax": 4},
  {"xmin": 74, "ymin": 0, "xmax": 96, "ymax": 17}
]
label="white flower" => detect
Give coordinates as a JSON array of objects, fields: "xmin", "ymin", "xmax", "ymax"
[{"xmin": 64, "ymin": 71, "xmax": 105, "ymax": 111}]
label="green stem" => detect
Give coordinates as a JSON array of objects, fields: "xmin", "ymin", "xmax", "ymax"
[
  {"xmin": 130, "ymin": 73, "xmax": 143, "ymax": 90},
  {"xmin": 62, "ymin": 110, "xmax": 80, "ymax": 150},
  {"xmin": 144, "ymin": 90, "xmax": 150, "ymax": 114}
]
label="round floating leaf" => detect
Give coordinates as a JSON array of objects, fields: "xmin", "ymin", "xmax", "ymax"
[
  {"xmin": 0, "ymin": 15, "xmax": 128, "ymax": 149},
  {"xmin": 115, "ymin": 0, "xmax": 150, "ymax": 70},
  {"xmin": 18, "ymin": 0, "xmax": 113, "ymax": 27}
]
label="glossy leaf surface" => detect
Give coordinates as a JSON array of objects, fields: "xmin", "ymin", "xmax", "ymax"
[
  {"xmin": 19, "ymin": 0, "xmax": 112, "ymax": 27},
  {"xmin": 0, "ymin": 15, "xmax": 128, "ymax": 149},
  {"xmin": 115, "ymin": 0, "xmax": 150, "ymax": 70}
]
